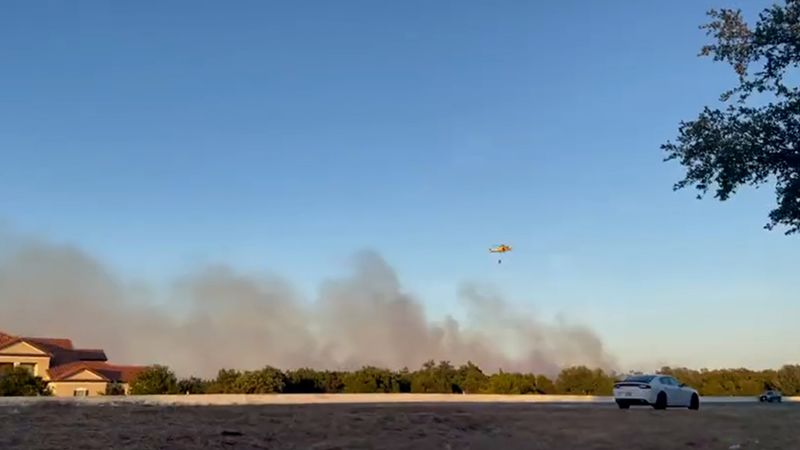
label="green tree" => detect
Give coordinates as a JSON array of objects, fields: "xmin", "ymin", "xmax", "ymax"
[
  {"xmin": 0, "ymin": 367, "xmax": 51, "ymax": 396},
  {"xmin": 285, "ymin": 368, "xmax": 325, "ymax": 393},
  {"xmin": 555, "ymin": 366, "xmax": 613, "ymax": 395},
  {"xmin": 410, "ymin": 360, "xmax": 458, "ymax": 393},
  {"xmin": 320, "ymin": 370, "xmax": 346, "ymax": 393},
  {"xmin": 777, "ymin": 364, "xmax": 800, "ymax": 395},
  {"xmin": 177, "ymin": 377, "xmax": 208, "ymax": 394},
  {"xmin": 206, "ymin": 369, "xmax": 242, "ymax": 394},
  {"xmin": 762, "ymin": 369, "xmax": 781, "ymax": 391},
  {"xmin": 128, "ymin": 365, "xmax": 179, "ymax": 395},
  {"xmin": 663, "ymin": 1, "xmax": 800, "ymax": 235},
  {"xmin": 733, "ymin": 369, "xmax": 765, "ymax": 396},
  {"xmin": 342, "ymin": 366, "xmax": 401, "ymax": 393},
  {"xmin": 455, "ymin": 361, "xmax": 489, "ymax": 394},
  {"xmin": 104, "ymin": 382, "xmax": 126, "ymax": 396},
  {"xmin": 487, "ymin": 371, "xmax": 537, "ymax": 394},
  {"xmin": 234, "ymin": 367, "xmax": 286, "ymax": 394},
  {"xmin": 535, "ymin": 375, "xmax": 556, "ymax": 394},
  {"xmin": 659, "ymin": 366, "xmax": 702, "ymax": 390},
  {"xmin": 114, "ymin": 361, "xmax": 800, "ymax": 397},
  {"xmin": 396, "ymin": 367, "xmax": 412, "ymax": 393}
]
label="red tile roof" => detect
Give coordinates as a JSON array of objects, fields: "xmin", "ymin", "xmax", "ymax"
[
  {"xmin": 0, "ymin": 334, "xmax": 107, "ymax": 366},
  {"xmin": 0, "ymin": 337, "xmax": 49, "ymax": 354},
  {"xmin": 0, "ymin": 331, "xmax": 76, "ymax": 351},
  {"xmin": 68, "ymin": 349, "xmax": 107, "ymax": 361},
  {"xmin": 48, "ymin": 361, "xmax": 147, "ymax": 383},
  {"xmin": 0, "ymin": 332, "xmax": 15, "ymax": 346},
  {"xmin": 27, "ymin": 338, "xmax": 74, "ymax": 350}
]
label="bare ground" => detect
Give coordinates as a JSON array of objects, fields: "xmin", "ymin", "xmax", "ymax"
[{"xmin": 0, "ymin": 402, "xmax": 797, "ymax": 450}]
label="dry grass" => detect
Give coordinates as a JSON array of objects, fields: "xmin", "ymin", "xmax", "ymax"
[{"xmin": 0, "ymin": 402, "xmax": 797, "ymax": 449}]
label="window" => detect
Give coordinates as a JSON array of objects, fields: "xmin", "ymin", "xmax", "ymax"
[
  {"xmin": 73, "ymin": 388, "xmax": 89, "ymax": 397},
  {"xmin": 0, "ymin": 363, "xmax": 13, "ymax": 373},
  {"xmin": 18, "ymin": 363, "xmax": 36, "ymax": 375},
  {"xmin": 662, "ymin": 377, "xmax": 679, "ymax": 386},
  {"xmin": 623, "ymin": 375, "xmax": 655, "ymax": 383}
]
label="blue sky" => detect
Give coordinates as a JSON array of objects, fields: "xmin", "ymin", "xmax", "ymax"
[{"xmin": 1, "ymin": 0, "xmax": 797, "ymax": 370}]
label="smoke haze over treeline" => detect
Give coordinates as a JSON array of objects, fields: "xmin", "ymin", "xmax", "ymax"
[{"xmin": 0, "ymin": 232, "xmax": 617, "ymax": 378}]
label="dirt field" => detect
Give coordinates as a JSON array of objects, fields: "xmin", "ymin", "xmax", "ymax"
[{"xmin": 1, "ymin": 402, "xmax": 797, "ymax": 449}]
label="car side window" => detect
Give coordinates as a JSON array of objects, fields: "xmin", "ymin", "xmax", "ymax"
[{"xmin": 659, "ymin": 377, "xmax": 671, "ymax": 385}]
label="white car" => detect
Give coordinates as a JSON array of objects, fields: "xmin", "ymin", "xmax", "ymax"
[{"xmin": 613, "ymin": 374, "xmax": 700, "ymax": 410}]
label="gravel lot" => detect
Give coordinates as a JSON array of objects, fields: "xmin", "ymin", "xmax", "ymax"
[{"xmin": 1, "ymin": 402, "xmax": 797, "ymax": 449}]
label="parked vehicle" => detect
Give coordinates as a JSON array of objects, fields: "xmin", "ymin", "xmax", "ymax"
[
  {"xmin": 759, "ymin": 390, "xmax": 782, "ymax": 403},
  {"xmin": 613, "ymin": 374, "xmax": 700, "ymax": 410}
]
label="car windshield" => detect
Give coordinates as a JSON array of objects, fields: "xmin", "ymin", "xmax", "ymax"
[{"xmin": 623, "ymin": 375, "xmax": 655, "ymax": 383}]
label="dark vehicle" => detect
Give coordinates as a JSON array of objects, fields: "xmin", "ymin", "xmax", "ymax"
[{"xmin": 759, "ymin": 390, "xmax": 782, "ymax": 403}]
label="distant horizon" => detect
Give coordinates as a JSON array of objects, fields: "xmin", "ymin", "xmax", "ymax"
[
  {"xmin": 4, "ymin": 318, "xmax": 798, "ymax": 376},
  {"xmin": 2, "ymin": 319, "xmax": 798, "ymax": 379}
]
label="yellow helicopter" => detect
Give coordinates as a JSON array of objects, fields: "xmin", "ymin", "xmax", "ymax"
[{"xmin": 489, "ymin": 244, "xmax": 512, "ymax": 263}]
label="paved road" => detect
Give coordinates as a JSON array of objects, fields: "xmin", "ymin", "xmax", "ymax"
[{"xmin": 0, "ymin": 394, "xmax": 796, "ymax": 407}]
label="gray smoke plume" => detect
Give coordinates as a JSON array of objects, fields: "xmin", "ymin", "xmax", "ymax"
[{"xmin": 0, "ymin": 235, "xmax": 617, "ymax": 378}]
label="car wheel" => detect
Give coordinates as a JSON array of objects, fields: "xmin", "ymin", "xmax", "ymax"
[
  {"xmin": 688, "ymin": 394, "xmax": 699, "ymax": 410},
  {"xmin": 653, "ymin": 392, "xmax": 667, "ymax": 410},
  {"xmin": 617, "ymin": 401, "xmax": 630, "ymax": 409}
]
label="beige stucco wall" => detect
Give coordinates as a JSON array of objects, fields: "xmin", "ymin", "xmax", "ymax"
[
  {"xmin": 0, "ymin": 346, "xmax": 51, "ymax": 379},
  {"xmin": 47, "ymin": 369, "xmax": 120, "ymax": 397},
  {"xmin": 0, "ymin": 341, "xmax": 45, "ymax": 355},
  {"xmin": 0, "ymin": 356, "xmax": 51, "ymax": 377},
  {"xmin": 63, "ymin": 369, "xmax": 105, "ymax": 382},
  {"xmin": 48, "ymin": 381, "xmax": 108, "ymax": 397}
]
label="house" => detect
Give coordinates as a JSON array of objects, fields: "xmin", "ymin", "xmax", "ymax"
[{"xmin": 0, "ymin": 330, "xmax": 147, "ymax": 396}]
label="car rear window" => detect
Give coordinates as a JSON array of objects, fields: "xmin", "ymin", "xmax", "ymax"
[{"xmin": 623, "ymin": 375, "xmax": 655, "ymax": 383}]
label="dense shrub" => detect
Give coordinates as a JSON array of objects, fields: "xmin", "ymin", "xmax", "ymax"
[
  {"xmin": 120, "ymin": 361, "xmax": 800, "ymax": 396},
  {"xmin": 177, "ymin": 377, "xmax": 208, "ymax": 394},
  {"xmin": 342, "ymin": 366, "xmax": 402, "ymax": 393},
  {"xmin": 205, "ymin": 369, "xmax": 241, "ymax": 394},
  {"xmin": 555, "ymin": 366, "xmax": 614, "ymax": 395},
  {"xmin": 129, "ymin": 365, "xmax": 179, "ymax": 395},
  {"xmin": 234, "ymin": 367, "xmax": 286, "ymax": 394},
  {"xmin": 410, "ymin": 360, "xmax": 459, "ymax": 393},
  {"xmin": 487, "ymin": 371, "xmax": 538, "ymax": 394},
  {"xmin": 104, "ymin": 382, "xmax": 126, "ymax": 396},
  {"xmin": 0, "ymin": 367, "xmax": 50, "ymax": 396},
  {"xmin": 455, "ymin": 362, "xmax": 488, "ymax": 394}
]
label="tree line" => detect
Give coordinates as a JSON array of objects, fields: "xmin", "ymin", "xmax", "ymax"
[
  {"xmin": 1, "ymin": 360, "xmax": 799, "ymax": 397},
  {"xmin": 125, "ymin": 361, "xmax": 800, "ymax": 397}
]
